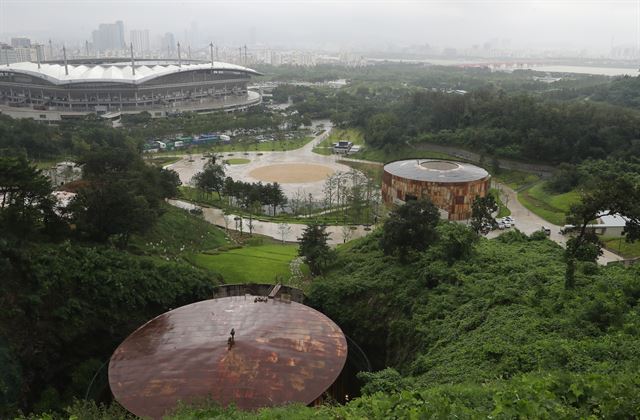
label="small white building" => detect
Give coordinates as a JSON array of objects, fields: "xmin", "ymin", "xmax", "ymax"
[
  {"xmin": 590, "ymin": 213, "xmax": 628, "ymax": 238},
  {"xmin": 563, "ymin": 212, "xmax": 629, "ymax": 239}
]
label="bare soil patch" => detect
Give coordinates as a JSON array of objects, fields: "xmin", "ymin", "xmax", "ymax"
[{"xmin": 249, "ymin": 164, "xmax": 335, "ymax": 183}]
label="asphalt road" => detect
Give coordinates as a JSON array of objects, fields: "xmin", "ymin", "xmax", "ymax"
[{"xmin": 488, "ymin": 183, "xmax": 623, "ymax": 265}]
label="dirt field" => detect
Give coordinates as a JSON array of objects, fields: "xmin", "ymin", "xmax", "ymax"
[{"xmin": 249, "ymin": 163, "xmax": 335, "ymax": 183}]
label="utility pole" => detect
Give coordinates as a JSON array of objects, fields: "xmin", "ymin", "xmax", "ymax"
[
  {"xmin": 62, "ymin": 45, "xmax": 68, "ymax": 75},
  {"xmin": 130, "ymin": 43, "xmax": 136, "ymax": 76}
]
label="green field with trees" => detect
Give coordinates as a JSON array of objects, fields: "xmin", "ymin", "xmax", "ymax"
[
  {"xmin": 128, "ymin": 204, "xmax": 228, "ymax": 258},
  {"xmin": 3, "ymin": 64, "xmax": 640, "ymax": 418}
]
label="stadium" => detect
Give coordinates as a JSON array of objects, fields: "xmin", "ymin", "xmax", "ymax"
[
  {"xmin": 0, "ymin": 58, "xmax": 262, "ymax": 121},
  {"xmin": 382, "ymin": 159, "xmax": 491, "ymax": 221}
]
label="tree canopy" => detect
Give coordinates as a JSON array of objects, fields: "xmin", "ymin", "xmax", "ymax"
[
  {"xmin": 380, "ymin": 199, "xmax": 440, "ymax": 259},
  {"xmin": 298, "ymin": 224, "xmax": 333, "ymax": 275}
]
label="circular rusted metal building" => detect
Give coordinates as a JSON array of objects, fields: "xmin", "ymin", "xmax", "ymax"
[
  {"xmin": 108, "ymin": 296, "xmax": 347, "ymax": 419},
  {"xmin": 382, "ymin": 159, "xmax": 490, "ymax": 221}
]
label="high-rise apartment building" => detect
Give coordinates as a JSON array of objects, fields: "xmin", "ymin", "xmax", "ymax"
[
  {"xmin": 92, "ymin": 21, "xmax": 125, "ymax": 52},
  {"xmin": 130, "ymin": 29, "xmax": 150, "ymax": 55},
  {"xmin": 11, "ymin": 37, "xmax": 31, "ymax": 48},
  {"xmin": 162, "ymin": 32, "xmax": 176, "ymax": 56}
]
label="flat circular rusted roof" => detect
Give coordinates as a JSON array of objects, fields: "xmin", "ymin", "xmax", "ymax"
[
  {"xmin": 384, "ymin": 159, "xmax": 489, "ymax": 183},
  {"xmin": 108, "ymin": 296, "xmax": 347, "ymax": 419}
]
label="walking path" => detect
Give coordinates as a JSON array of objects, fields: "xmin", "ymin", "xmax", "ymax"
[
  {"xmin": 168, "ymin": 199, "xmax": 371, "ymax": 246},
  {"xmin": 489, "ymin": 183, "xmax": 623, "ymax": 264},
  {"xmin": 167, "ymin": 121, "xmax": 356, "ymax": 200},
  {"xmin": 166, "ymin": 126, "xmax": 623, "ymax": 264}
]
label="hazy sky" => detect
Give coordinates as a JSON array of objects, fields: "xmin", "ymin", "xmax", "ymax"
[{"xmin": 1, "ymin": 0, "xmax": 638, "ymax": 52}]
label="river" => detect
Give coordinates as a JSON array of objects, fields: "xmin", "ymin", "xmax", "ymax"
[{"xmin": 367, "ymin": 57, "xmax": 637, "ymax": 76}]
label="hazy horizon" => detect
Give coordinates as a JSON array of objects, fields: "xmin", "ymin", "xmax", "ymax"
[{"xmin": 1, "ymin": 0, "xmax": 639, "ymax": 53}]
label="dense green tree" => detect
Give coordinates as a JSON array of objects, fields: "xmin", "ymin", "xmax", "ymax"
[
  {"xmin": 546, "ymin": 163, "xmax": 581, "ymax": 193},
  {"xmin": 564, "ymin": 171, "xmax": 640, "ymax": 288},
  {"xmin": 469, "ymin": 194, "xmax": 498, "ymax": 234},
  {"xmin": 0, "ymin": 156, "xmax": 60, "ymax": 241},
  {"xmin": 263, "ymin": 182, "xmax": 287, "ymax": 216},
  {"xmin": 430, "ymin": 222, "xmax": 478, "ymax": 264},
  {"xmin": 192, "ymin": 161, "xmax": 225, "ymax": 198},
  {"xmin": 365, "ymin": 112, "xmax": 400, "ymax": 149},
  {"xmin": 68, "ymin": 180, "xmax": 159, "ymax": 247},
  {"xmin": 298, "ymin": 224, "xmax": 333, "ymax": 275},
  {"xmin": 0, "ymin": 241, "xmax": 220, "ymax": 413},
  {"xmin": 380, "ymin": 199, "xmax": 440, "ymax": 259},
  {"xmin": 157, "ymin": 168, "xmax": 182, "ymax": 198}
]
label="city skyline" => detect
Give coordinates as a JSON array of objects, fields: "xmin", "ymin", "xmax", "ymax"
[{"xmin": 1, "ymin": 0, "xmax": 639, "ymax": 56}]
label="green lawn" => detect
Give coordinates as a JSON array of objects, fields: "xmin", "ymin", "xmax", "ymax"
[
  {"xmin": 493, "ymin": 169, "xmax": 540, "ymax": 190},
  {"xmin": 192, "ymin": 244, "xmax": 300, "ymax": 284},
  {"xmin": 224, "ymin": 158, "xmax": 250, "ymax": 165},
  {"xmin": 349, "ymin": 146, "xmax": 459, "ymax": 163},
  {"xmin": 313, "ymin": 128, "xmax": 365, "ymax": 155},
  {"xmin": 337, "ymin": 160, "xmax": 384, "ymax": 186},
  {"xmin": 518, "ymin": 182, "xmax": 580, "ymax": 226},
  {"xmin": 153, "ymin": 135, "xmax": 314, "ymax": 156},
  {"xmin": 144, "ymin": 156, "xmax": 182, "ymax": 167},
  {"xmin": 129, "ymin": 204, "xmax": 228, "ymax": 257},
  {"xmin": 312, "ymin": 146, "xmax": 333, "ymax": 156},
  {"xmin": 602, "ymin": 237, "xmax": 640, "ymax": 259}
]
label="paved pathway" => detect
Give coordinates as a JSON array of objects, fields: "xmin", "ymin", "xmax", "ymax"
[
  {"xmin": 168, "ymin": 199, "xmax": 372, "ymax": 246},
  {"xmin": 489, "ymin": 183, "xmax": 623, "ymax": 264},
  {"xmin": 167, "ymin": 121, "xmax": 360, "ymax": 200},
  {"xmin": 166, "ymin": 127, "xmax": 622, "ymax": 264}
]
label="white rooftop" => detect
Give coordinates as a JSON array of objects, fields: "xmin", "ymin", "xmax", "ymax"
[
  {"xmin": 596, "ymin": 212, "xmax": 628, "ymax": 228},
  {"xmin": 3, "ymin": 60, "xmax": 261, "ymax": 85}
]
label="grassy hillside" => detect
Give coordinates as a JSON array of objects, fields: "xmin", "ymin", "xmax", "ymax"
[
  {"xmin": 308, "ymin": 229, "xmax": 640, "ymax": 391},
  {"xmin": 62, "ymin": 374, "xmax": 640, "ymax": 420},
  {"xmin": 57, "ymin": 226, "xmax": 640, "ymax": 419},
  {"xmin": 192, "ymin": 242, "xmax": 304, "ymax": 286},
  {"xmin": 518, "ymin": 182, "xmax": 580, "ymax": 225},
  {"xmin": 129, "ymin": 204, "xmax": 229, "ymax": 257}
]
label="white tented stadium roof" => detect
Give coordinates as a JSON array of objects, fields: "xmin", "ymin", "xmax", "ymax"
[{"xmin": 3, "ymin": 60, "xmax": 261, "ymax": 85}]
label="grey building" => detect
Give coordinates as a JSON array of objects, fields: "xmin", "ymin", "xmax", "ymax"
[
  {"xmin": 11, "ymin": 37, "xmax": 31, "ymax": 48},
  {"xmin": 92, "ymin": 21, "xmax": 126, "ymax": 52},
  {"xmin": 130, "ymin": 29, "xmax": 150, "ymax": 55}
]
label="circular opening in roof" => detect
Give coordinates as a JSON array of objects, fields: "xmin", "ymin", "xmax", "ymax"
[{"xmin": 420, "ymin": 161, "xmax": 460, "ymax": 171}]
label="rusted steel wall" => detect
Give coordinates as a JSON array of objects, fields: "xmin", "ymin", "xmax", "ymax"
[
  {"xmin": 109, "ymin": 297, "xmax": 347, "ymax": 419},
  {"xmin": 382, "ymin": 170, "xmax": 491, "ymax": 221}
]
